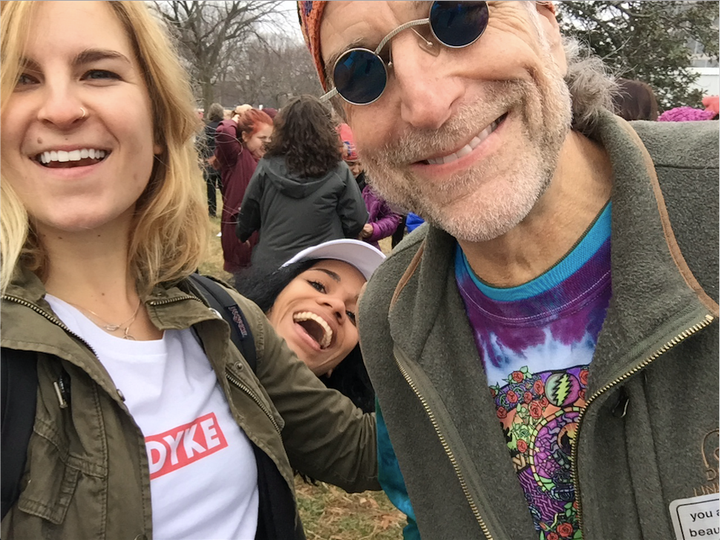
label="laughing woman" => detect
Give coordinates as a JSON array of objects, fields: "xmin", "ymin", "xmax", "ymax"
[
  {"xmin": 0, "ymin": 2, "xmax": 377, "ymax": 539},
  {"xmin": 236, "ymin": 239, "xmax": 386, "ymax": 413}
]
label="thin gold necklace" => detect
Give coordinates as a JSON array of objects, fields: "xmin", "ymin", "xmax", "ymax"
[{"xmin": 67, "ymin": 298, "xmax": 142, "ymax": 340}]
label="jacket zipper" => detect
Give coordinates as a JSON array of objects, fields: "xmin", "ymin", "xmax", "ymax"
[
  {"xmin": 571, "ymin": 312, "xmax": 715, "ymax": 532},
  {"xmin": 147, "ymin": 295, "xmax": 197, "ymax": 307},
  {"xmin": 394, "ymin": 357, "xmax": 494, "ymax": 540},
  {"xmin": 2, "ymin": 294, "xmax": 100, "ymax": 359},
  {"xmin": 7, "ymin": 293, "xmax": 281, "ymax": 431},
  {"xmin": 4, "ymin": 293, "xmax": 198, "ymax": 403},
  {"xmin": 226, "ymin": 369, "xmax": 281, "ymax": 433}
]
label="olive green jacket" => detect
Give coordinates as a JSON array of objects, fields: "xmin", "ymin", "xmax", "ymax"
[
  {"xmin": 1, "ymin": 270, "xmax": 378, "ymax": 539},
  {"xmin": 359, "ymin": 112, "xmax": 719, "ymax": 539}
]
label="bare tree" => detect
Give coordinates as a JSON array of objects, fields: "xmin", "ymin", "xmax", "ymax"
[
  {"xmin": 220, "ymin": 34, "xmax": 323, "ymax": 108},
  {"xmin": 151, "ymin": 1, "xmax": 287, "ymax": 110}
]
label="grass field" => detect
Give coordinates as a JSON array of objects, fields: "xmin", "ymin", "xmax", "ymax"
[{"xmin": 198, "ymin": 198, "xmax": 405, "ymax": 539}]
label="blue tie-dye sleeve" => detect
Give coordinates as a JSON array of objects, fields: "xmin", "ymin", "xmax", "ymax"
[{"xmin": 376, "ymin": 400, "xmax": 421, "ymax": 540}]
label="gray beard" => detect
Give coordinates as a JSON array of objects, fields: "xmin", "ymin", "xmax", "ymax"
[{"xmin": 361, "ymin": 72, "xmax": 572, "ymax": 243}]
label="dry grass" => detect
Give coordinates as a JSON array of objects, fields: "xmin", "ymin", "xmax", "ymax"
[
  {"xmin": 296, "ymin": 479, "xmax": 405, "ymax": 540},
  {"xmin": 198, "ymin": 191, "xmax": 404, "ymax": 539},
  {"xmin": 197, "ymin": 213, "xmax": 234, "ymax": 283}
]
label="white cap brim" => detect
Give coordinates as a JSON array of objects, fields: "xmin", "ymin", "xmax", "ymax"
[{"xmin": 281, "ymin": 239, "xmax": 386, "ymax": 280}]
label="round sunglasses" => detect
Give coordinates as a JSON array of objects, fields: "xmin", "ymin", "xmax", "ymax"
[{"xmin": 321, "ymin": 1, "xmax": 489, "ymax": 106}]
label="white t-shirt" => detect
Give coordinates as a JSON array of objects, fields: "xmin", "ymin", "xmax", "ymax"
[{"xmin": 45, "ymin": 295, "xmax": 259, "ymax": 540}]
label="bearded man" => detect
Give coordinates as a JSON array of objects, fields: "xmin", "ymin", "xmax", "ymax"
[{"xmin": 299, "ymin": 2, "xmax": 718, "ymax": 539}]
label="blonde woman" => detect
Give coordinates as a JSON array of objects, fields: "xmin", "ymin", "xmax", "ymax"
[{"xmin": 0, "ymin": 2, "xmax": 377, "ymax": 539}]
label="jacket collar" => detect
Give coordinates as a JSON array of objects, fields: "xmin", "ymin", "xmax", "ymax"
[
  {"xmin": 587, "ymin": 111, "xmax": 717, "ymax": 390},
  {"xmin": 2, "ymin": 266, "xmax": 221, "ymax": 357}
]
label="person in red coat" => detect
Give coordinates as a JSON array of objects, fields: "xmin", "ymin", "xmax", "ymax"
[{"xmin": 214, "ymin": 108, "xmax": 274, "ymax": 273}]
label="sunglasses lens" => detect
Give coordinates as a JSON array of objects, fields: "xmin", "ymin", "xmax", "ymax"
[
  {"xmin": 430, "ymin": 1, "xmax": 488, "ymax": 48},
  {"xmin": 333, "ymin": 49, "xmax": 387, "ymax": 105}
]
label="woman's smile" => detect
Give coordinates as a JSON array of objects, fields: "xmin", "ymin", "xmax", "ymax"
[{"xmin": 268, "ymin": 259, "xmax": 366, "ymax": 376}]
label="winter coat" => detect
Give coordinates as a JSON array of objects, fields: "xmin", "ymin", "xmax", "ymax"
[
  {"xmin": 214, "ymin": 119, "xmax": 259, "ymax": 273},
  {"xmin": 200, "ymin": 120, "xmax": 220, "ymax": 160},
  {"xmin": 359, "ymin": 111, "xmax": 719, "ymax": 539},
  {"xmin": 236, "ymin": 155, "xmax": 368, "ymax": 269},
  {"xmin": 1, "ymin": 268, "xmax": 378, "ymax": 539},
  {"xmin": 361, "ymin": 185, "xmax": 402, "ymax": 250}
]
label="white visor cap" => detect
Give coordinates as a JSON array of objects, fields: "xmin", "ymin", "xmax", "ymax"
[{"xmin": 281, "ymin": 239, "xmax": 386, "ymax": 280}]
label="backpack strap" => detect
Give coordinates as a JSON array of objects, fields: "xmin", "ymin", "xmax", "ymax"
[
  {"xmin": 1, "ymin": 349, "xmax": 38, "ymax": 520},
  {"xmin": 187, "ymin": 273, "xmax": 257, "ymax": 372}
]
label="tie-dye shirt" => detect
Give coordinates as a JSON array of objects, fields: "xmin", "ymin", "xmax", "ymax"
[{"xmin": 455, "ymin": 203, "xmax": 612, "ymax": 540}]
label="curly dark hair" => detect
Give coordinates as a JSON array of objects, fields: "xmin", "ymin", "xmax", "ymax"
[
  {"xmin": 234, "ymin": 259, "xmax": 375, "ymax": 413},
  {"xmin": 264, "ymin": 94, "xmax": 342, "ymax": 178}
]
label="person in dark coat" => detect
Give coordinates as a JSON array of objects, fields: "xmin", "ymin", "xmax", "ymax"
[
  {"xmin": 214, "ymin": 108, "xmax": 274, "ymax": 273},
  {"xmin": 199, "ymin": 102, "xmax": 225, "ymax": 217},
  {"xmin": 236, "ymin": 95, "xmax": 368, "ymax": 269}
]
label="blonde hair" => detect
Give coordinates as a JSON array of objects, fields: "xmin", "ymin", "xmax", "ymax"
[{"xmin": 0, "ymin": 1, "xmax": 208, "ymax": 296}]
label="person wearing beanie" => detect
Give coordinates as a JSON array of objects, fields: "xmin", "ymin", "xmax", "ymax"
[
  {"xmin": 343, "ymin": 140, "xmax": 363, "ymax": 181},
  {"xmin": 342, "ymin": 128, "xmax": 402, "ymax": 250},
  {"xmin": 298, "ymin": 2, "xmax": 718, "ymax": 540}
]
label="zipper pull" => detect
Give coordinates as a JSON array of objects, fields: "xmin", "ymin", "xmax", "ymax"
[
  {"xmin": 611, "ymin": 387, "xmax": 629, "ymax": 418},
  {"xmin": 53, "ymin": 372, "xmax": 71, "ymax": 409}
]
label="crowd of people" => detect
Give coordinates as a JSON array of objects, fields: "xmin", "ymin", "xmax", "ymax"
[
  {"xmin": 200, "ymin": 94, "xmax": 405, "ymax": 281},
  {"xmin": 1, "ymin": 1, "xmax": 717, "ymax": 540}
]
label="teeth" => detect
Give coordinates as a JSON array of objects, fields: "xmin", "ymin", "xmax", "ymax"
[
  {"xmin": 293, "ymin": 312, "xmax": 333, "ymax": 349},
  {"xmin": 426, "ymin": 118, "xmax": 500, "ymax": 165},
  {"xmin": 38, "ymin": 148, "xmax": 107, "ymax": 164}
]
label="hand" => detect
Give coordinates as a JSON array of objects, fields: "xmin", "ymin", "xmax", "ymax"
[
  {"xmin": 207, "ymin": 155, "xmax": 220, "ymax": 170},
  {"xmin": 360, "ymin": 224, "xmax": 373, "ymax": 239}
]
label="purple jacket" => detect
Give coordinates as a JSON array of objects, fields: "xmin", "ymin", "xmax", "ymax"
[{"xmin": 362, "ymin": 186, "xmax": 402, "ymax": 249}]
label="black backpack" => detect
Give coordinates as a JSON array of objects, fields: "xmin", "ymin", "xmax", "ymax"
[{"xmin": 1, "ymin": 274, "xmax": 282, "ymax": 525}]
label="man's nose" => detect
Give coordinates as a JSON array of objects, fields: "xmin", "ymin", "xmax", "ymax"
[{"xmin": 389, "ymin": 33, "xmax": 464, "ymax": 130}]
